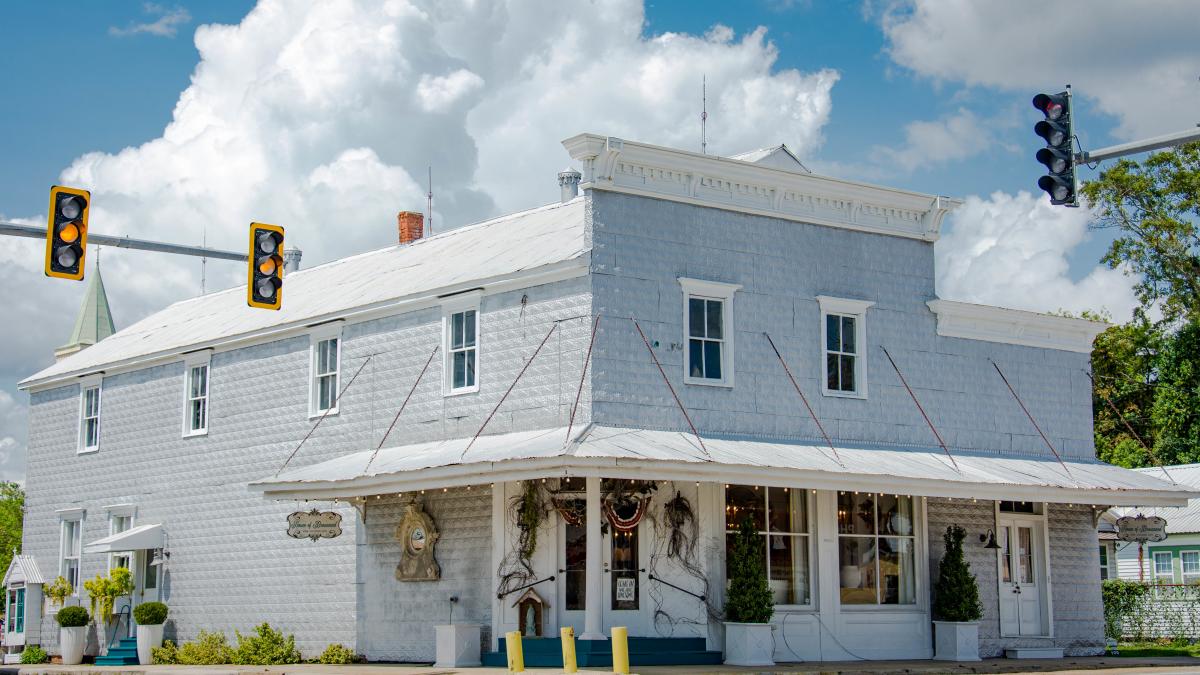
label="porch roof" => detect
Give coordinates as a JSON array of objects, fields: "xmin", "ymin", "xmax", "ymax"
[
  {"xmin": 249, "ymin": 425, "xmax": 1196, "ymax": 507},
  {"xmin": 2, "ymin": 555, "xmax": 45, "ymax": 587},
  {"xmin": 83, "ymin": 523, "xmax": 164, "ymax": 554}
]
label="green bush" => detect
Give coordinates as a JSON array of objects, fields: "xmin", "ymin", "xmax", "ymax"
[
  {"xmin": 134, "ymin": 601, "xmax": 168, "ymax": 625},
  {"xmin": 55, "ymin": 605, "xmax": 90, "ymax": 627},
  {"xmin": 318, "ymin": 643, "xmax": 360, "ymax": 664},
  {"xmin": 233, "ymin": 623, "xmax": 301, "ymax": 665},
  {"xmin": 152, "ymin": 639, "xmax": 180, "ymax": 665},
  {"xmin": 160, "ymin": 630, "xmax": 236, "ymax": 665},
  {"xmin": 932, "ymin": 525, "xmax": 984, "ymax": 622},
  {"xmin": 19, "ymin": 645, "xmax": 48, "ymax": 664},
  {"xmin": 1102, "ymin": 578, "xmax": 1150, "ymax": 641},
  {"xmin": 724, "ymin": 516, "xmax": 774, "ymax": 623}
]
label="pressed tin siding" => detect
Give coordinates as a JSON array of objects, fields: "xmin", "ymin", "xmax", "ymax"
[
  {"xmin": 587, "ymin": 191, "xmax": 1095, "ymax": 460},
  {"xmin": 20, "ymin": 276, "xmax": 591, "ymax": 657},
  {"xmin": 357, "ymin": 489, "xmax": 492, "ymax": 662}
]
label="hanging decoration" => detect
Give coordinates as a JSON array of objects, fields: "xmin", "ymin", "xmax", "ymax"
[
  {"xmin": 604, "ymin": 494, "xmax": 650, "ymax": 531},
  {"xmin": 553, "ymin": 497, "xmax": 586, "ymax": 526},
  {"xmin": 646, "ymin": 484, "xmax": 722, "ymax": 636},
  {"xmin": 496, "ymin": 481, "xmax": 551, "ymax": 599}
]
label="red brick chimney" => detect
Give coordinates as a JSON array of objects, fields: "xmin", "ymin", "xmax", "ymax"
[{"xmin": 397, "ymin": 211, "xmax": 424, "ymax": 244}]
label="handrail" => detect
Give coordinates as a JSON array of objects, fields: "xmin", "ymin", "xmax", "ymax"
[
  {"xmin": 108, "ymin": 603, "xmax": 132, "ymax": 651},
  {"xmin": 497, "ymin": 575, "xmax": 555, "ymax": 600},
  {"xmin": 648, "ymin": 573, "xmax": 706, "ymax": 602}
]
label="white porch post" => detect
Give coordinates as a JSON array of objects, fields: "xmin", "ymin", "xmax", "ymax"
[{"xmin": 581, "ymin": 475, "xmax": 606, "ymax": 640}]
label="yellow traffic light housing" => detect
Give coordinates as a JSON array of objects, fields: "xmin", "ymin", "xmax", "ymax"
[
  {"xmin": 45, "ymin": 186, "xmax": 90, "ymax": 280},
  {"xmin": 247, "ymin": 222, "xmax": 284, "ymax": 310}
]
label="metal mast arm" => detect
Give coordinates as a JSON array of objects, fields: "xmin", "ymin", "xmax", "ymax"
[{"xmin": 0, "ymin": 221, "xmax": 246, "ymax": 262}]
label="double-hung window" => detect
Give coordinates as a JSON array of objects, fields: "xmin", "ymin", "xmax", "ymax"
[
  {"xmin": 1182, "ymin": 551, "xmax": 1200, "ymax": 584},
  {"xmin": 59, "ymin": 514, "xmax": 83, "ymax": 592},
  {"xmin": 837, "ymin": 491, "xmax": 916, "ymax": 605},
  {"xmin": 1153, "ymin": 551, "xmax": 1174, "ymax": 583},
  {"xmin": 680, "ymin": 278, "xmax": 740, "ymax": 387},
  {"xmin": 817, "ymin": 296, "xmax": 873, "ymax": 398},
  {"xmin": 443, "ymin": 293, "xmax": 481, "ymax": 395},
  {"xmin": 310, "ymin": 326, "xmax": 342, "ymax": 416},
  {"xmin": 725, "ymin": 485, "xmax": 811, "ymax": 605},
  {"xmin": 79, "ymin": 377, "xmax": 102, "ymax": 453},
  {"xmin": 1099, "ymin": 544, "xmax": 1110, "ymax": 580},
  {"xmin": 183, "ymin": 353, "xmax": 210, "ymax": 436},
  {"xmin": 108, "ymin": 512, "xmax": 133, "ymax": 571}
]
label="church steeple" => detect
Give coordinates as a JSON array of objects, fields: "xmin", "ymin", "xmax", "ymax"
[{"xmin": 55, "ymin": 264, "xmax": 116, "ymax": 361}]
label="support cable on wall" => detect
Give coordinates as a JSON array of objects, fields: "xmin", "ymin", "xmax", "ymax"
[
  {"xmin": 632, "ymin": 318, "xmax": 711, "ymax": 461},
  {"xmin": 365, "ymin": 345, "xmax": 441, "ymax": 474},
  {"xmin": 763, "ymin": 331, "xmax": 844, "ymax": 468},
  {"xmin": 991, "ymin": 359, "xmax": 1075, "ymax": 482},
  {"xmin": 275, "ymin": 354, "xmax": 374, "ymax": 477},
  {"xmin": 565, "ymin": 315, "xmax": 601, "ymax": 444},
  {"xmin": 1083, "ymin": 369, "xmax": 1174, "ymax": 485},
  {"xmin": 880, "ymin": 346, "xmax": 960, "ymax": 474}
]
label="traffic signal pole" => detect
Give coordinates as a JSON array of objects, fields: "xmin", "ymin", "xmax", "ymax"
[
  {"xmin": 0, "ymin": 220, "xmax": 246, "ymax": 262},
  {"xmin": 1077, "ymin": 127, "xmax": 1200, "ymax": 165}
]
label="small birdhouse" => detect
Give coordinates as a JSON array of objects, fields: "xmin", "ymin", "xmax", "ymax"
[{"xmin": 513, "ymin": 588, "xmax": 547, "ymax": 637}]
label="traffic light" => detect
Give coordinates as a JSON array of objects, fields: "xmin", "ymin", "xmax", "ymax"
[
  {"xmin": 45, "ymin": 186, "xmax": 90, "ymax": 279},
  {"xmin": 247, "ymin": 223, "xmax": 284, "ymax": 310},
  {"xmin": 1032, "ymin": 90, "xmax": 1078, "ymax": 206}
]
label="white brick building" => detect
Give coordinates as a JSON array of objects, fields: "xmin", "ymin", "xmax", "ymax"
[{"xmin": 7, "ymin": 133, "xmax": 1192, "ymax": 666}]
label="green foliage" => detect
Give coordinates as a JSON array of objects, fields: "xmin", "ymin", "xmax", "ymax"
[
  {"xmin": 55, "ymin": 605, "xmax": 90, "ymax": 628},
  {"xmin": 19, "ymin": 645, "xmax": 48, "ymax": 664},
  {"xmin": 318, "ymin": 643, "xmax": 360, "ymax": 664},
  {"xmin": 516, "ymin": 481, "xmax": 544, "ymax": 561},
  {"xmin": 133, "ymin": 601, "xmax": 168, "ymax": 626},
  {"xmin": 1102, "ymin": 579, "xmax": 1150, "ymax": 641},
  {"xmin": 44, "ymin": 576, "xmax": 74, "ymax": 608},
  {"xmin": 1151, "ymin": 320, "xmax": 1200, "ymax": 464},
  {"xmin": 233, "ymin": 622, "xmax": 301, "ymax": 665},
  {"xmin": 0, "ymin": 482, "xmax": 23, "ymax": 578},
  {"xmin": 83, "ymin": 567, "xmax": 134, "ymax": 619},
  {"xmin": 153, "ymin": 631, "xmax": 235, "ymax": 665},
  {"xmin": 723, "ymin": 517, "xmax": 773, "ymax": 623},
  {"xmin": 151, "ymin": 640, "xmax": 180, "ymax": 664},
  {"xmin": 932, "ymin": 525, "xmax": 983, "ymax": 622}
]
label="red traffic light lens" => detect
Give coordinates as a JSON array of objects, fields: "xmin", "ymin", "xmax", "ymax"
[{"xmin": 1042, "ymin": 102, "xmax": 1063, "ymax": 120}]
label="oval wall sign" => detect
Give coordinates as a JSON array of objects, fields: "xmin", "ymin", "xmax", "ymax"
[
  {"xmin": 287, "ymin": 509, "xmax": 343, "ymax": 542},
  {"xmin": 1117, "ymin": 514, "xmax": 1168, "ymax": 543}
]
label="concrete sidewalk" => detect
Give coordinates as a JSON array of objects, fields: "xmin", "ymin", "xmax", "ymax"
[{"xmin": 7, "ymin": 656, "xmax": 1200, "ymax": 675}]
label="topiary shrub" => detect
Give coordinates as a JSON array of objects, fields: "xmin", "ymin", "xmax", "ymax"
[
  {"xmin": 932, "ymin": 525, "xmax": 984, "ymax": 622},
  {"xmin": 133, "ymin": 601, "xmax": 168, "ymax": 625},
  {"xmin": 233, "ymin": 623, "xmax": 301, "ymax": 665},
  {"xmin": 55, "ymin": 605, "xmax": 90, "ymax": 627},
  {"xmin": 19, "ymin": 645, "xmax": 48, "ymax": 664},
  {"xmin": 176, "ymin": 630, "xmax": 235, "ymax": 664},
  {"xmin": 724, "ymin": 516, "xmax": 774, "ymax": 623},
  {"xmin": 318, "ymin": 643, "xmax": 361, "ymax": 664}
]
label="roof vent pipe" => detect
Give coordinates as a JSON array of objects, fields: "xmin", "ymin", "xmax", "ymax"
[
  {"xmin": 558, "ymin": 168, "xmax": 582, "ymax": 203},
  {"xmin": 283, "ymin": 248, "xmax": 302, "ymax": 273}
]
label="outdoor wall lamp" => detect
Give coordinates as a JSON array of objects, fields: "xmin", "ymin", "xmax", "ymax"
[{"xmin": 979, "ymin": 529, "xmax": 1002, "ymax": 550}]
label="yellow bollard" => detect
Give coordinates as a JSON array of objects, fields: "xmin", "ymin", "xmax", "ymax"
[
  {"xmin": 561, "ymin": 626, "xmax": 578, "ymax": 673},
  {"xmin": 505, "ymin": 630, "xmax": 525, "ymax": 673},
  {"xmin": 611, "ymin": 626, "xmax": 630, "ymax": 675}
]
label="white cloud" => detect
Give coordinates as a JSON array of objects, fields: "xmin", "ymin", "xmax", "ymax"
[
  {"xmin": 936, "ymin": 191, "xmax": 1138, "ymax": 320},
  {"xmin": 872, "ymin": 107, "xmax": 1000, "ymax": 172},
  {"xmin": 110, "ymin": 3, "xmax": 192, "ymax": 38},
  {"xmin": 0, "ymin": 390, "xmax": 26, "ymax": 483},
  {"xmin": 1, "ymin": 0, "xmax": 839, "ymax": 482},
  {"xmin": 876, "ymin": 0, "xmax": 1200, "ymax": 140}
]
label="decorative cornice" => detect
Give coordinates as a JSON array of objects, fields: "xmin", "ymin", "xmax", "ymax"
[
  {"xmin": 562, "ymin": 133, "xmax": 961, "ymax": 242},
  {"xmin": 927, "ymin": 299, "xmax": 1109, "ymax": 354}
]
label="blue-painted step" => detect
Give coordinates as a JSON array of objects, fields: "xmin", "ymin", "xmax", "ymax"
[
  {"xmin": 481, "ymin": 636, "xmax": 723, "ymax": 667},
  {"xmin": 95, "ymin": 638, "xmax": 140, "ymax": 666}
]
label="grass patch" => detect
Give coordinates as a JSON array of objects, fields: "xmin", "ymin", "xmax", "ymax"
[{"xmin": 1117, "ymin": 642, "xmax": 1200, "ymax": 658}]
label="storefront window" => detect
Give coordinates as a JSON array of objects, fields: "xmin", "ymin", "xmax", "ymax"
[
  {"xmin": 837, "ymin": 492, "xmax": 915, "ymax": 605},
  {"xmin": 725, "ymin": 485, "xmax": 810, "ymax": 605}
]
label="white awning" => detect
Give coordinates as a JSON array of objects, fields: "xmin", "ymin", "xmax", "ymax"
[
  {"xmin": 84, "ymin": 523, "xmax": 163, "ymax": 554},
  {"xmin": 250, "ymin": 425, "xmax": 1196, "ymax": 507}
]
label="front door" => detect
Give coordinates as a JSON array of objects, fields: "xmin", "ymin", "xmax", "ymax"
[
  {"xmin": 997, "ymin": 518, "xmax": 1045, "ymax": 636},
  {"xmin": 557, "ymin": 519, "xmax": 588, "ymax": 637},
  {"xmin": 605, "ymin": 522, "xmax": 647, "ymax": 635}
]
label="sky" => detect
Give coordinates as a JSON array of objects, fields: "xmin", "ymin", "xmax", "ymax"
[{"xmin": 2, "ymin": 0, "xmax": 1198, "ymax": 483}]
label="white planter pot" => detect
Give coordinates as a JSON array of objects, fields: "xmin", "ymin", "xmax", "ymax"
[
  {"xmin": 434, "ymin": 624, "xmax": 481, "ymax": 667},
  {"xmin": 723, "ymin": 622, "xmax": 775, "ymax": 667},
  {"xmin": 933, "ymin": 620, "xmax": 980, "ymax": 661},
  {"xmin": 60, "ymin": 625, "xmax": 87, "ymax": 665},
  {"xmin": 137, "ymin": 624, "xmax": 165, "ymax": 665}
]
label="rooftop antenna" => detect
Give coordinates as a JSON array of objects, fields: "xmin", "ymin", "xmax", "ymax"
[
  {"xmin": 427, "ymin": 166, "xmax": 433, "ymax": 236},
  {"xmin": 701, "ymin": 74, "xmax": 708, "ymax": 155}
]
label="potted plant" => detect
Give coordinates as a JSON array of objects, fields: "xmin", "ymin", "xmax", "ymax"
[
  {"xmin": 83, "ymin": 567, "xmax": 134, "ymax": 653},
  {"xmin": 56, "ymin": 605, "xmax": 90, "ymax": 665},
  {"xmin": 134, "ymin": 602, "xmax": 168, "ymax": 665},
  {"xmin": 932, "ymin": 525, "xmax": 984, "ymax": 661},
  {"xmin": 723, "ymin": 517, "xmax": 775, "ymax": 666},
  {"xmin": 44, "ymin": 576, "xmax": 74, "ymax": 609}
]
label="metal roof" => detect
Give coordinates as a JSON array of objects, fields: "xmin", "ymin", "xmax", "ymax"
[
  {"xmin": 251, "ymin": 425, "xmax": 1195, "ymax": 507},
  {"xmin": 2, "ymin": 555, "xmax": 45, "ymax": 587},
  {"xmin": 1115, "ymin": 464, "xmax": 1200, "ymax": 534},
  {"xmin": 21, "ymin": 198, "xmax": 587, "ymax": 389}
]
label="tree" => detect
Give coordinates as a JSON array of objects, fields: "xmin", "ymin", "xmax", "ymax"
[
  {"xmin": 1090, "ymin": 313, "xmax": 1161, "ymax": 468},
  {"xmin": 0, "ymin": 482, "xmax": 23, "ymax": 576},
  {"xmin": 1151, "ymin": 319, "xmax": 1200, "ymax": 464},
  {"xmin": 1082, "ymin": 142, "xmax": 1200, "ymax": 322}
]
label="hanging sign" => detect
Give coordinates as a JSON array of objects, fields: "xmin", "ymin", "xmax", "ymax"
[
  {"xmin": 615, "ymin": 577, "xmax": 636, "ymax": 603},
  {"xmin": 287, "ymin": 509, "xmax": 343, "ymax": 542},
  {"xmin": 1117, "ymin": 515, "xmax": 1167, "ymax": 543}
]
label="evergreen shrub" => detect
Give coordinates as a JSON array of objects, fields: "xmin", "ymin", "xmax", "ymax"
[
  {"xmin": 133, "ymin": 601, "xmax": 168, "ymax": 626},
  {"xmin": 932, "ymin": 525, "xmax": 984, "ymax": 622},
  {"xmin": 233, "ymin": 622, "xmax": 301, "ymax": 665},
  {"xmin": 55, "ymin": 605, "xmax": 90, "ymax": 628},
  {"xmin": 724, "ymin": 516, "xmax": 774, "ymax": 623}
]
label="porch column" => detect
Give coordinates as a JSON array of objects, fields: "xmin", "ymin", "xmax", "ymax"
[{"xmin": 581, "ymin": 475, "xmax": 606, "ymax": 640}]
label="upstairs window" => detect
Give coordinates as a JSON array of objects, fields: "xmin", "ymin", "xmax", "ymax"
[
  {"xmin": 443, "ymin": 293, "xmax": 481, "ymax": 395},
  {"xmin": 309, "ymin": 324, "xmax": 343, "ymax": 417},
  {"xmin": 79, "ymin": 378, "xmax": 102, "ymax": 453},
  {"xmin": 817, "ymin": 296, "xmax": 873, "ymax": 398},
  {"xmin": 679, "ymin": 278, "xmax": 740, "ymax": 387},
  {"xmin": 183, "ymin": 354, "xmax": 210, "ymax": 436}
]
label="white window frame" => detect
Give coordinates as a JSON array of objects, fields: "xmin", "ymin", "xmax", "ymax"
[
  {"xmin": 722, "ymin": 484, "xmax": 815, "ymax": 609},
  {"xmin": 1182, "ymin": 550, "xmax": 1200, "ymax": 583},
  {"xmin": 57, "ymin": 508, "xmax": 84, "ymax": 596},
  {"xmin": 442, "ymin": 292, "xmax": 482, "ymax": 396},
  {"xmin": 77, "ymin": 375, "xmax": 103, "ymax": 454},
  {"xmin": 816, "ymin": 296, "xmax": 874, "ymax": 399},
  {"xmin": 308, "ymin": 324, "xmax": 343, "ymax": 418},
  {"xmin": 1154, "ymin": 550, "xmax": 1174, "ymax": 582},
  {"xmin": 679, "ymin": 278, "xmax": 741, "ymax": 387},
  {"xmin": 106, "ymin": 505, "xmax": 136, "ymax": 572},
  {"xmin": 182, "ymin": 351, "xmax": 211, "ymax": 437}
]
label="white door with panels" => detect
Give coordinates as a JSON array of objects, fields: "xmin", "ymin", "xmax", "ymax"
[{"xmin": 997, "ymin": 516, "xmax": 1046, "ymax": 636}]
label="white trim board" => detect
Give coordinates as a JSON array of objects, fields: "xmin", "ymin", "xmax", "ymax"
[{"xmin": 927, "ymin": 299, "xmax": 1108, "ymax": 354}]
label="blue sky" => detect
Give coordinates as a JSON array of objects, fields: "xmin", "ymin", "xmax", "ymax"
[{"xmin": 2, "ymin": 0, "xmax": 1197, "ymax": 482}]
